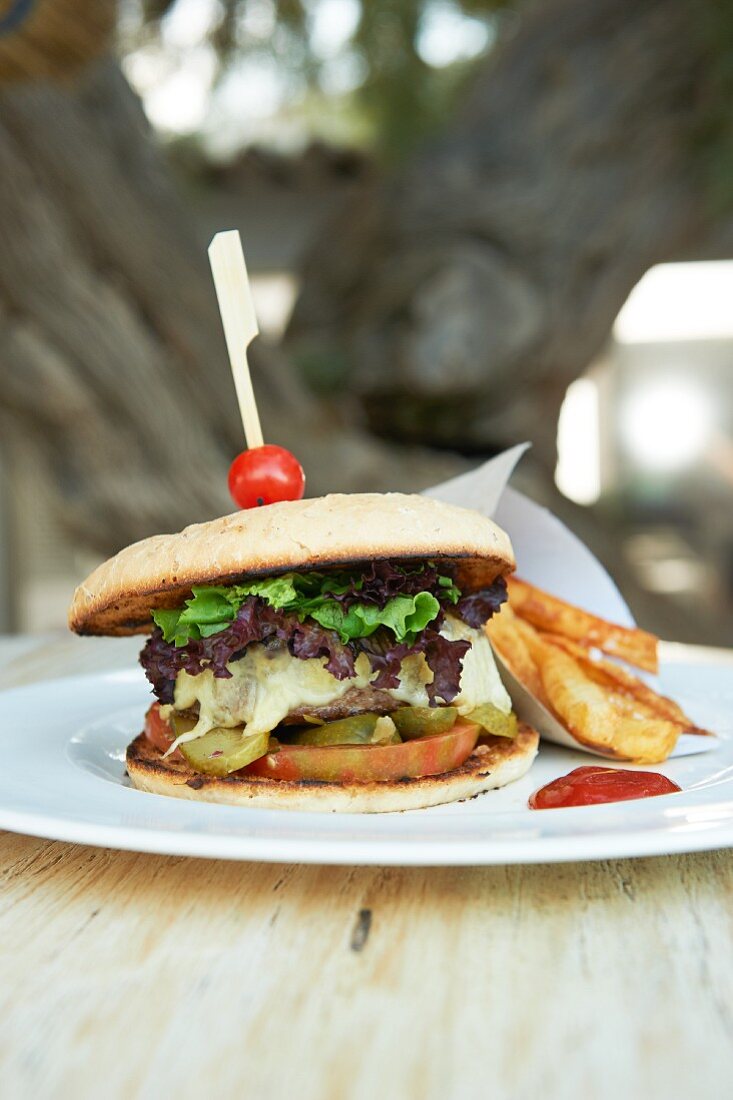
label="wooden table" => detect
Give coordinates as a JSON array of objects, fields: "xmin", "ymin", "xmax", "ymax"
[{"xmin": 0, "ymin": 635, "xmax": 731, "ymax": 1100}]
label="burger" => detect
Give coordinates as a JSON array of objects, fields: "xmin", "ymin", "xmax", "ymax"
[{"xmin": 69, "ymin": 493, "xmax": 538, "ymax": 812}]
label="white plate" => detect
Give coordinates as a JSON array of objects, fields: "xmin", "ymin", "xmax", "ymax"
[{"xmin": 0, "ymin": 654, "xmax": 731, "ymax": 865}]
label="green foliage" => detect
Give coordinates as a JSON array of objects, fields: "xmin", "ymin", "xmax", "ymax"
[
  {"xmin": 136, "ymin": 0, "xmax": 509, "ymax": 162},
  {"xmin": 136, "ymin": 0, "xmax": 733, "ymax": 185},
  {"xmin": 354, "ymin": 0, "xmax": 434, "ymax": 158}
]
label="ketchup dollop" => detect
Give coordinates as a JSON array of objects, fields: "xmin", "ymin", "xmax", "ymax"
[{"xmin": 529, "ymin": 765, "xmax": 681, "ymax": 810}]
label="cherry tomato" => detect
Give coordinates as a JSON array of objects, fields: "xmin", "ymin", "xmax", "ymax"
[
  {"xmin": 144, "ymin": 703, "xmax": 181, "ymax": 758},
  {"xmin": 228, "ymin": 445, "xmax": 305, "ymax": 510},
  {"xmin": 243, "ymin": 720, "xmax": 480, "ymax": 783}
]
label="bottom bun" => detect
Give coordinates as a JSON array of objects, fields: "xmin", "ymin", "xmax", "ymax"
[{"xmin": 125, "ymin": 724, "xmax": 539, "ymax": 813}]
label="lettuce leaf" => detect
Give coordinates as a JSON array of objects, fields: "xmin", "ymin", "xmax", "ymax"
[
  {"xmin": 152, "ymin": 565, "xmax": 454, "ymax": 647},
  {"xmin": 152, "ymin": 587, "xmax": 237, "ymax": 646},
  {"xmin": 455, "ymin": 579, "xmax": 508, "ymax": 627},
  {"xmin": 306, "ymin": 591, "xmax": 440, "ymax": 645},
  {"xmin": 232, "ymin": 575, "xmax": 303, "ymax": 608}
]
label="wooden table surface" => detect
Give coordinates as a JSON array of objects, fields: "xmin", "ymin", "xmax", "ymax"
[{"xmin": 0, "ymin": 634, "xmax": 731, "ymax": 1100}]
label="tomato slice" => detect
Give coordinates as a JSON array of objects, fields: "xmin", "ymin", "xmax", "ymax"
[
  {"xmin": 145, "ymin": 705, "xmax": 480, "ymax": 783},
  {"xmin": 144, "ymin": 703, "xmax": 182, "ymax": 759},
  {"xmin": 243, "ymin": 720, "xmax": 480, "ymax": 783}
]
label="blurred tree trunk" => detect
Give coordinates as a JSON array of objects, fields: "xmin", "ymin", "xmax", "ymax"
[
  {"xmin": 288, "ymin": 0, "xmax": 731, "ymax": 470},
  {"xmin": 0, "ymin": 60, "xmax": 463, "ymax": 558}
]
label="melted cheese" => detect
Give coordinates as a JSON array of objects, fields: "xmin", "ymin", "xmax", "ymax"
[
  {"xmin": 169, "ymin": 649, "xmax": 374, "ymax": 750},
  {"xmin": 444, "ymin": 615, "xmax": 511, "ymax": 716},
  {"xmin": 166, "ymin": 614, "xmax": 510, "ymax": 753}
]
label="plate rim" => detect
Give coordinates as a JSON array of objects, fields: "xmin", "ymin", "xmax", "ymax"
[
  {"xmin": 1, "ymin": 803, "xmax": 731, "ymax": 865},
  {"xmin": 0, "ymin": 666, "xmax": 731, "ymax": 866}
]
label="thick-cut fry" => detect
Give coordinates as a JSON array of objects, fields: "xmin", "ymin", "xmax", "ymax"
[
  {"xmin": 507, "ymin": 576, "xmax": 659, "ymax": 673},
  {"xmin": 534, "ymin": 643, "xmax": 680, "ymax": 764},
  {"xmin": 540, "ymin": 634, "xmax": 712, "ymax": 737},
  {"xmin": 485, "ymin": 606, "xmax": 546, "ymax": 703},
  {"xmin": 509, "ymin": 616, "xmax": 550, "ymax": 666},
  {"xmin": 489, "ymin": 578, "xmax": 714, "ymax": 762}
]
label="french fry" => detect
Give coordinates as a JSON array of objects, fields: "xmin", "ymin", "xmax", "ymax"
[
  {"xmin": 533, "ymin": 642, "xmax": 680, "ymax": 764},
  {"xmin": 485, "ymin": 606, "xmax": 546, "ymax": 703},
  {"xmin": 489, "ymin": 582, "xmax": 714, "ymax": 762},
  {"xmin": 507, "ymin": 577, "xmax": 659, "ymax": 673},
  {"xmin": 540, "ymin": 634, "xmax": 713, "ymax": 737}
]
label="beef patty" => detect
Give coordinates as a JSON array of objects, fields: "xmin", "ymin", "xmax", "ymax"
[{"xmin": 284, "ymin": 686, "xmax": 401, "ymax": 724}]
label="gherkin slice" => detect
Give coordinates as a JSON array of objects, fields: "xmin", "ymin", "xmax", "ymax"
[
  {"xmin": 467, "ymin": 703, "xmax": 518, "ymax": 739},
  {"xmin": 283, "ymin": 713, "xmax": 400, "ymax": 747},
  {"xmin": 392, "ymin": 706, "xmax": 458, "ymax": 740},
  {"xmin": 179, "ymin": 726, "xmax": 270, "ymax": 776},
  {"xmin": 170, "ymin": 712, "xmax": 197, "ymax": 738}
]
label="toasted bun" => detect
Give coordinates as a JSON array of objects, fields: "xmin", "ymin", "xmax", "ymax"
[
  {"xmin": 125, "ymin": 725, "xmax": 538, "ymax": 813},
  {"xmin": 69, "ymin": 493, "xmax": 514, "ymax": 636}
]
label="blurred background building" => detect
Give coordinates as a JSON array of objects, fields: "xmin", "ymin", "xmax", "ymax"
[{"xmin": 0, "ymin": 0, "xmax": 731, "ymax": 645}]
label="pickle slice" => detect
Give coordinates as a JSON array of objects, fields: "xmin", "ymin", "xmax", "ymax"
[
  {"xmin": 283, "ymin": 713, "xmax": 400, "ymax": 747},
  {"xmin": 392, "ymin": 706, "xmax": 458, "ymax": 740},
  {"xmin": 467, "ymin": 703, "xmax": 518, "ymax": 739},
  {"xmin": 179, "ymin": 726, "xmax": 270, "ymax": 776},
  {"xmin": 170, "ymin": 712, "xmax": 197, "ymax": 738}
]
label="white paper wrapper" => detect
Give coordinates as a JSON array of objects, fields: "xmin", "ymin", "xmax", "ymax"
[{"xmin": 425, "ymin": 445, "xmax": 714, "ymax": 758}]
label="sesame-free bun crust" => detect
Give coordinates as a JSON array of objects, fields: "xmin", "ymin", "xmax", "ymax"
[
  {"xmin": 125, "ymin": 724, "xmax": 538, "ymax": 814},
  {"xmin": 69, "ymin": 493, "xmax": 514, "ymax": 636}
]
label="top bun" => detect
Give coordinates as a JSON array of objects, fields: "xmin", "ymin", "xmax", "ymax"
[{"xmin": 69, "ymin": 493, "xmax": 514, "ymax": 636}]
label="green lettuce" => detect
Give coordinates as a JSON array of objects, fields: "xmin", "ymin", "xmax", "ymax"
[
  {"xmin": 152, "ymin": 567, "xmax": 456, "ymax": 648},
  {"xmin": 304, "ymin": 591, "xmax": 440, "ymax": 645},
  {"xmin": 152, "ymin": 587, "xmax": 240, "ymax": 646}
]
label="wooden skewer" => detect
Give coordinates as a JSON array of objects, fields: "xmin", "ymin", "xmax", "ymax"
[{"xmin": 208, "ymin": 230, "xmax": 264, "ymax": 450}]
